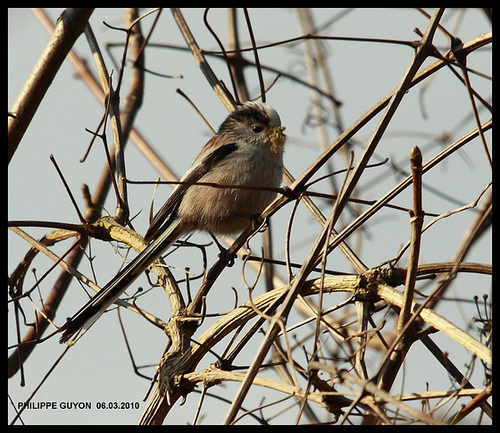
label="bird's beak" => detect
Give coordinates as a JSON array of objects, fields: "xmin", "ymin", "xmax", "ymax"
[{"xmin": 270, "ymin": 126, "xmax": 286, "ymax": 155}]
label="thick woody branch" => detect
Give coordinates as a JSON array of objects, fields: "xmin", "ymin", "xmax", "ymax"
[{"xmin": 8, "ymin": 8, "xmax": 94, "ymax": 162}]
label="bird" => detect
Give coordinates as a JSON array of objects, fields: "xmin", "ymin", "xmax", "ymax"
[{"xmin": 59, "ymin": 101, "xmax": 286, "ymax": 344}]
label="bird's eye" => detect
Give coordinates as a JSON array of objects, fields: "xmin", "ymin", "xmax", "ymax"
[{"xmin": 252, "ymin": 125, "xmax": 263, "ymax": 133}]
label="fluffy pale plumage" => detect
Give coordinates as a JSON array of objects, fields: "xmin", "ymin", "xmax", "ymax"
[{"xmin": 59, "ymin": 101, "xmax": 286, "ymax": 344}]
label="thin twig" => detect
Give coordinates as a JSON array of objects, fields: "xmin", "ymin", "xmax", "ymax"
[
  {"xmin": 84, "ymin": 24, "xmax": 129, "ymax": 224},
  {"xmin": 398, "ymin": 146, "xmax": 424, "ymax": 333},
  {"xmin": 377, "ymin": 146, "xmax": 424, "ymax": 393},
  {"xmin": 171, "ymin": 8, "xmax": 236, "ymax": 111}
]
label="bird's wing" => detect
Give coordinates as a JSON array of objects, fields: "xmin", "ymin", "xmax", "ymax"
[{"xmin": 144, "ymin": 140, "xmax": 238, "ymax": 242}]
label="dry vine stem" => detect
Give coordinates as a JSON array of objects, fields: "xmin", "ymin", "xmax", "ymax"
[
  {"xmin": 138, "ymin": 263, "xmax": 491, "ymax": 424},
  {"xmin": 9, "ymin": 8, "xmax": 490, "ymax": 425}
]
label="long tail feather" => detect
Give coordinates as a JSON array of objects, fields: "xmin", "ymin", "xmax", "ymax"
[{"xmin": 59, "ymin": 219, "xmax": 183, "ymax": 344}]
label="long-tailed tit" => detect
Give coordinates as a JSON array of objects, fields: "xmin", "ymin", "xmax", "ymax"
[{"xmin": 59, "ymin": 101, "xmax": 286, "ymax": 344}]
